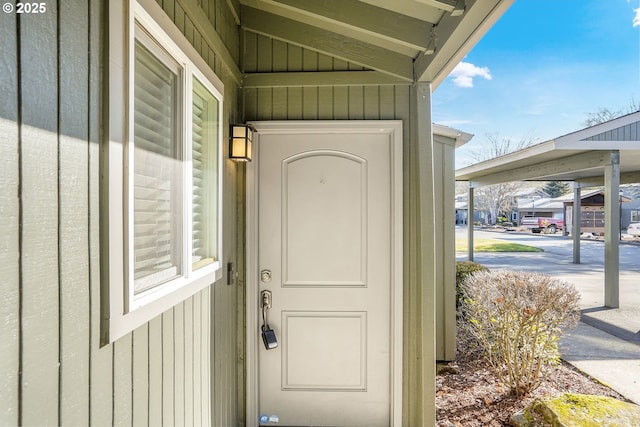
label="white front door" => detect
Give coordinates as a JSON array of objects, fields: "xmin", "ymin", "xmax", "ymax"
[{"xmin": 248, "ymin": 121, "xmax": 402, "ymax": 427}]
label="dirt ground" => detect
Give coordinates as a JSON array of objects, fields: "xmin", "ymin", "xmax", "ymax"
[{"xmin": 435, "ymin": 324, "xmax": 627, "ymax": 426}]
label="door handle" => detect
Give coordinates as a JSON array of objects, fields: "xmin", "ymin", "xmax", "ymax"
[
  {"xmin": 261, "ymin": 290, "xmax": 272, "ymax": 315},
  {"xmin": 261, "ymin": 290, "xmax": 278, "ymax": 349}
]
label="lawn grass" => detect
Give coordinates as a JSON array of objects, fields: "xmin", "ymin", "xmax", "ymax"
[{"xmin": 455, "ymin": 238, "xmax": 544, "ymax": 253}]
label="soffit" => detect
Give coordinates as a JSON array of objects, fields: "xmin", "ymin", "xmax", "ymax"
[{"xmin": 237, "ymin": 0, "xmax": 514, "ymax": 86}]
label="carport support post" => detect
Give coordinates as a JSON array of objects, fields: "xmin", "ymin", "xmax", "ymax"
[
  {"xmin": 468, "ymin": 184, "xmax": 474, "ymax": 262},
  {"xmin": 572, "ymin": 183, "xmax": 581, "ymax": 264},
  {"xmin": 604, "ymin": 151, "xmax": 620, "ymax": 308}
]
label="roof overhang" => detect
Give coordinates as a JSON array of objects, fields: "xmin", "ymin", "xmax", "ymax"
[
  {"xmin": 433, "ymin": 123, "xmax": 474, "ymax": 148},
  {"xmin": 456, "ymin": 111, "xmax": 640, "ymax": 187},
  {"xmin": 237, "ymin": 0, "xmax": 515, "ymax": 87}
]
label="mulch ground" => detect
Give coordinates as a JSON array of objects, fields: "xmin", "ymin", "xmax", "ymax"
[{"xmin": 435, "ymin": 324, "xmax": 627, "ymax": 426}]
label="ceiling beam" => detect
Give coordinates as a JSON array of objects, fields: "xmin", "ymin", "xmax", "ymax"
[
  {"xmin": 465, "ymin": 151, "xmax": 614, "ymax": 188},
  {"xmin": 241, "ymin": 6, "xmax": 414, "ymax": 81},
  {"xmin": 357, "ymin": 0, "xmax": 444, "ymax": 23},
  {"xmin": 577, "ymin": 171, "xmax": 640, "ymax": 187},
  {"xmin": 427, "ymin": 0, "xmax": 459, "ymax": 8},
  {"xmin": 243, "ymin": 71, "xmax": 411, "ymax": 87},
  {"xmin": 242, "ymin": 0, "xmax": 430, "ymax": 54}
]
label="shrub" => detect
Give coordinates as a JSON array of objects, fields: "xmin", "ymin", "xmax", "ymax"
[
  {"xmin": 461, "ymin": 270, "xmax": 580, "ymax": 397},
  {"xmin": 455, "ymin": 261, "xmax": 487, "ymax": 310}
]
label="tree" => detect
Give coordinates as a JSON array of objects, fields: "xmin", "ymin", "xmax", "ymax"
[
  {"xmin": 474, "ymin": 183, "xmax": 520, "ymax": 224},
  {"xmin": 582, "ymin": 98, "xmax": 640, "ymax": 127},
  {"xmin": 468, "ymin": 131, "xmax": 538, "ymax": 160},
  {"xmin": 543, "ymin": 181, "xmax": 570, "ymax": 198},
  {"xmin": 468, "ymin": 133, "xmax": 538, "ymax": 224}
]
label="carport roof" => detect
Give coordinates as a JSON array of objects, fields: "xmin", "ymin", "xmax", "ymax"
[{"xmin": 455, "ymin": 111, "xmax": 640, "ymax": 187}]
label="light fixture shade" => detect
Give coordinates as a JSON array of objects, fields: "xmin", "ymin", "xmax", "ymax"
[{"xmin": 230, "ymin": 124, "xmax": 254, "ymax": 161}]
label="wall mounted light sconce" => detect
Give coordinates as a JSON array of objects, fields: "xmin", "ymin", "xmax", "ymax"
[{"xmin": 229, "ymin": 124, "xmax": 254, "ymax": 162}]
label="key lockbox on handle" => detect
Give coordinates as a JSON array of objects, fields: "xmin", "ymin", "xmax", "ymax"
[{"xmin": 260, "ymin": 290, "xmax": 278, "ymax": 350}]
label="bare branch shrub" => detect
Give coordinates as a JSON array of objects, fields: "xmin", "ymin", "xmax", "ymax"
[{"xmin": 461, "ymin": 270, "xmax": 580, "ymax": 397}]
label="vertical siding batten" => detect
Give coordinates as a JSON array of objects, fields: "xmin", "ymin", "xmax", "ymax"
[
  {"xmin": 184, "ymin": 297, "xmax": 195, "ymax": 427},
  {"xmin": 132, "ymin": 324, "xmax": 150, "ymax": 427},
  {"xmin": 162, "ymin": 310, "xmax": 175, "ymax": 426},
  {"xmin": 286, "ymin": 87, "xmax": 302, "ymax": 119},
  {"xmin": 59, "ymin": 0, "xmax": 91, "ymax": 424},
  {"xmin": 113, "ymin": 334, "xmax": 133, "ymax": 427},
  {"xmin": 19, "ymin": 6, "xmax": 60, "ymax": 425},
  {"xmin": 235, "ymin": 162, "xmax": 247, "ymax": 427},
  {"xmin": 414, "ymin": 82, "xmax": 437, "ymax": 426},
  {"xmin": 333, "ymin": 86, "xmax": 349, "ymax": 118},
  {"xmin": 204, "ymin": 287, "xmax": 212, "ymax": 427},
  {"xmin": 272, "ymin": 87, "xmax": 287, "ymax": 119},
  {"xmin": 174, "ymin": 304, "xmax": 186, "ymax": 427},
  {"xmin": 398, "ymin": 83, "xmax": 419, "ymax": 427},
  {"xmin": 364, "ymin": 86, "xmax": 380, "ymax": 119},
  {"xmin": 192, "ymin": 292, "xmax": 203, "ymax": 427},
  {"xmin": 148, "ymin": 316, "xmax": 163, "ymax": 427},
  {"xmin": 317, "ymin": 87, "xmax": 333, "ymax": 120},
  {"xmin": 0, "ymin": 7, "xmax": 20, "ymax": 427},
  {"xmin": 90, "ymin": 1, "xmax": 114, "ymax": 426}
]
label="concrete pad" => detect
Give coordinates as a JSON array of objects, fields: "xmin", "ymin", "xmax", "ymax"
[{"xmin": 560, "ymin": 322, "xmax": 640, "ymax": 405}]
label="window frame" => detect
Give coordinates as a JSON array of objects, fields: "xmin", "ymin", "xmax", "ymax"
[{"xmin": 104, "ymin": 0, "xmax": 224, "ymax": 343}]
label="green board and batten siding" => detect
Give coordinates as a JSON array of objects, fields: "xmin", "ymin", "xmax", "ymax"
[
  {"xmin": 2, "ymin": 0, "xmax": 448, "ymax": 424},
  {"xmin": 0, "ymin": 0, "xmax": 243, "ymax": 426}
]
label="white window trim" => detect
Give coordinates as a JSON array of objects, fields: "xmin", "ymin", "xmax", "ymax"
[{"xmin": 105, "ymin": 0, "xmax": 224, "ymax": 343}]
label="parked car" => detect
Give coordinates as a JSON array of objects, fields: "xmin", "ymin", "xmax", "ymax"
[
  {"xmin": 627, "ymin": 222, "xmax": 640, "ymax": 237},
  {"xmin": 521, "ymin": 216, "xmax": 564, "ymax": 234}
]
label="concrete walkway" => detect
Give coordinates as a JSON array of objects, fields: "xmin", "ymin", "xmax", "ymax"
[{"xmin": 456, "ymin": 228, "xmax": 640, "ymax": 404}]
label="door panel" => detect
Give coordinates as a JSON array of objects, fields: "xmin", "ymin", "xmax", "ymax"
[
  {"xmin": 283, "ymin": 151, "xmax": 367, "ymax": 287},
  {"xmin": 255, "ymin": 124, "xmax": 400, "ymax": 427},
  {"xmin": 282, "ymin": 311, "xmax": 366, "ymax": 390}
]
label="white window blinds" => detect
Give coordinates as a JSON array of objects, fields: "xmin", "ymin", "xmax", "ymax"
[
  {"xmin": 133, "ymin": 39, "xmax": 183, "ymax": 294},
  {"xmin": 191, "ymin": 78, "xmax": 219, "ymax": 270}
]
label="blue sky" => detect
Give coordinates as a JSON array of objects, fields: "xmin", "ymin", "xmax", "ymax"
[{"xmin": 432, "ymin": 0, "xmax": 640, "ymax": 167}]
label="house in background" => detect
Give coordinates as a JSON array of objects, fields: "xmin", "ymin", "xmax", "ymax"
[
  {"xmin": 455, "ymin": 195, "xmax": 469, "ymax": 224},
  {"xmin": 516, "ymin": 188, "xmax": 639, "ymax": 232},
  {"xmin": 454, "ymin": 194, "xmax": 484, "ymax": 225},
  {"xmin": 0, "ymin": 0, "xmax": 513, "ymax": 426},
  {"xmin": 517, "ymin": 197, "xmax": 565, "ymax": 221},
  {"xmin": 556, "ymin": 189, "xmax": 633, "ymax": 235},
  {"xmin": 624, "ymin": 199, "xmax": 640, "ymax": 228}
]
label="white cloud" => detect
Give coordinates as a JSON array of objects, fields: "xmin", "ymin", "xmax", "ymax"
[
  {"xmin": 450, "ymin": 62, "xmax": 492, "ymax": 88},
  {"xmin": 633, "ymin": 8, "xmax": 640, "ymax": 27}
]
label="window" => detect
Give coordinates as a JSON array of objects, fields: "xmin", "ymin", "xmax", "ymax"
[
  {"xmin": 105, "ymin": 0, "xmax": 223, "ymax": 342},
  {"xmin": 631, "ymin": 210, "xmax": 640, "ymax": 223}
]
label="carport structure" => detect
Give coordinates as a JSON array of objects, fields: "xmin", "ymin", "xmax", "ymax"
[{"xmin": 456, "ymin": 111, "xmax": 640, "ymax": 308}]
